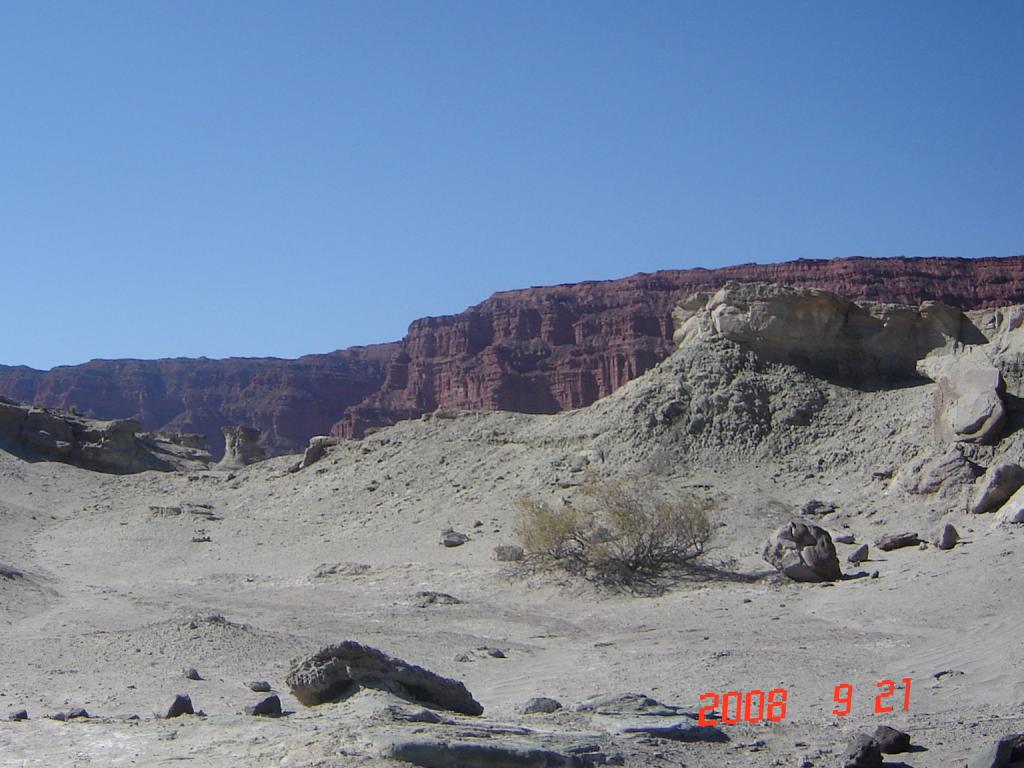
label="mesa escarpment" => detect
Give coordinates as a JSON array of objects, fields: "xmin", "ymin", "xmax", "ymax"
[{"xmin": 3, "ymin": 255, "xmax": 1024, "ymax": 453}]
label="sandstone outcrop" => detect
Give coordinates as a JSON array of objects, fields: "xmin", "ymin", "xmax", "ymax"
[
  {"xmin": 3, "ymin": 256, "xmax": 1024, "ymax": 450},
  {"xmin": 286, "ymin": 641, "xmax": 483, "ymax": 715},
  {"xmin": 0, "ymin": 396, "xmax": 210, "ymax": 474},
  {"xmin": 673, "ymin": 282, "xmax": 984, "ymax": 386},
  {"xmin": 217, "ymin": 426, "xmax": 265, "ymax": 469},
  {"xmin": 763, "ymin": 521, "xmax": 842, "ymax": 582}
]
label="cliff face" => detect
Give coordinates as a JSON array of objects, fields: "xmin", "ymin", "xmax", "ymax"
[
  {"xmin": 3, "ymin": 256, "xmax": 1024, "ymax": 454},
  {"xmin": 331, "ymin": 255, "xmax": 1024, "ymax": 437},
  {"xmin": 0, "ymin": 346, "xmax": 397, "ymax": 457}
]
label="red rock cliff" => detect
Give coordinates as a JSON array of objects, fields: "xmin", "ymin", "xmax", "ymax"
[
  {"xmin": 3, "ymin": 255, "xmax": 1023, "ymax": 454},
  {"xmin": 331, "ymin": 255, "xmax": 1024, "ymax": 437}
]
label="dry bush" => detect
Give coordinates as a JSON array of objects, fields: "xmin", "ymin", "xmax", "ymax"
[{"xmin": 514, "ymin": 478, "xmax": 714, "ymax": 589}]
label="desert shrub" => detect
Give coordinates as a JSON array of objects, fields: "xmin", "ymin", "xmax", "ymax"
[{"xmin": 514, "ymin": 478, "xmax": 714, "ymax": 589}]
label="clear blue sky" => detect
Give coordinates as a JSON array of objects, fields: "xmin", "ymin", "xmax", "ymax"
[{"xmin": 2, "ymin": 1, "xmax": 1022, "ymax": 370}]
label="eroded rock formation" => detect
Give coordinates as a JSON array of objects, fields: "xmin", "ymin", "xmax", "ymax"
[{"xmin": 3, "ymin": 256, "xmax": 1024, "ymax": 452}]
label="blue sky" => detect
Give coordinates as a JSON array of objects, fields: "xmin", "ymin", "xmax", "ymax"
[{"xmin": 2, "ymin": 1, "xmax": 1022, "ymax": 369}]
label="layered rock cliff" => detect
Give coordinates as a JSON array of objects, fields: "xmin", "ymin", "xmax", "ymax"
[{"xmin": 2, "ymin": 255, "xmax": 1023, "ymax": 455}]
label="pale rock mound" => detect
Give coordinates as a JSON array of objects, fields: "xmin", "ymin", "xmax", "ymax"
[
  {"xmin": 217, "ymin": 426, "xmax": 265, "ymax": 469},
  {"xmin": 763, "ymin": 521, "xmax": 842, "ymax": 582},
  {"xmin": 286, "ymin": 641, "xmax": 483, "ymax": 716},
  {"xmin": 994, "ymin": 486, "xmax": 1024, "ymax": 524},
  {"xmin": 917, "ymin": 348, "xmax": 1006, "ymax": 443}
]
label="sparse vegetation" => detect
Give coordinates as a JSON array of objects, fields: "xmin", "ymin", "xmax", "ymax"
[{"xmin": 514, "ymin": 477, "xmax": 714, "ymax": 589}]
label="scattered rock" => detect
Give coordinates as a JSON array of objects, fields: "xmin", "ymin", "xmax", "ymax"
[
  {"xmin": 286, "ymin": 641, "xmax": 484, "ymax": 715},
  {"xmin": 414, "ymin": 591, "xmax": 462, "ymax": 607},
  {"xmin": 875, "ymin": 532, "xmax": 920, "ymax": 552},
  {"xmin": 848, "ymin": 544, "xmax": 869, "ymax": 564},
  {"xmin": 441, "ymin": 528, "xmax": 469, "ymax": 547},
  {"xmin": 843, "ymin": 733, "xmax": 882, "ymax": 768},
  {"xmin": 872, "ymin": 725, "xmax": 911, "ymax": 754},
  {"xmin": 248, "ymin": 680, "xmax": 272, "ymax": 692},
  {"xmin": 244, "ymin": 694, "xmax": 282, "ymax": 717},
  {"xmin": 8, "ymin": 709, "xmax": 28, "ymax": 721},
  {"xmin": 67, "ymin": 707, "xmax": 90, "ymax": 719},
  {"xmin": 970, "ymin": 463, "xmax": 1024, "ymax": 513},
  {"xmin": 183, "ymin": 667, "xmax": 202, "ymax": 681},
  {"xmin": 933, "ymin": 523, "xmax": 960, "ymax": 550},
  {"xmin": 522, "ymin": 697, "xmax": 563, "ymax": 714},
  {"xmin": 485, "ymin": 647, "xmax": 507, "ymax": 659},
  {"xmin": 494, "ymin": 544, "xmax": 525, "ymax": 562},
  {"xmin": 897, "ymin": 448, "xmax": 984, "ymax": 495},
  {"xmin": 833, "ymin": 533, "xmax": 856, "ymax": 544},
  {"xmin": 763, "ymin": 521, "xmax": 842, "ymax": 582},
  {"xmin": 165, "ymin": 693, "xmax": 195, "ymax": 719}
]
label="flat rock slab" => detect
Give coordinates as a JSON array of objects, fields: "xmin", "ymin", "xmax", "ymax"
[
  {"xmin": 376, "ymin": 734, "xmax": 584, "ymax": 768},
  {"xmin": 286, "ymin": 640, "xmax": 483, "ymax": 715},
  {"xmin": 875, "ymin": 532, "xmax": 920, "ymax": 552}
]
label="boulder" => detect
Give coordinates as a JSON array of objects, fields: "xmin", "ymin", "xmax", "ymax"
[
  {"xmin": 244, "ymin": 694, "xmax": 282, "ymax": 717},
  {"xmin": 844, "ymin": 733, "xmax": 883, "ymax": 768},
  {"xmin": 918, "ymin": 348, "xmax": 1006, "ymax": 443},
  {"xmin": 164, "ymin": 693, "xmax": 194, "ymax": 718},
  {"xmin": 441, "ymin": 528, "xmax": 469, "ymax": 547},
  {"xmin": 968, "ymin": 733, "xmax": 1024, "ymax": 768},
  {"xmin": 875, "ymin": 532, "xmax": 920, "ymax": 552},
  {"xmin": 217, "ymin": 426, "xmax": 265, "ymax": 469},
  {"xmin": 285, "ymin": 641, "xmax": 483, "ymax": 715},
  {"xmin": 848, "ymin": 544, "xmax": 869, "ymax": 564},
  {"xmin": 295, "ymin": 435, "xmax": 338, "ymax": 471},
  {"xmin": 970, "ymin": 463, "xmax": 1024, "ymax": 514},
  {"xmin": 375, "ymin": 735, "xmax": 583, "ymax": 768},
  {"xmin": 933, "ymin": 524, "xmax": 960, "ymax": 550},
  {"xmin": 248, "ymin": 680, "xmax": 272, "ymax": 693},
  {"xmin": 872, "ymin": 725, "xmax": 912, "ymax": 754},
  {"xmin": 995, "ymin": 486, "xmax": 1024, "ymax": 524},
  {"xmin": 763, "ymin": 521, "xmax": 842, "ymax": 582},
  {"xmin": 522, "ymin": 697, "xmax": 563, "ymax": 715}
]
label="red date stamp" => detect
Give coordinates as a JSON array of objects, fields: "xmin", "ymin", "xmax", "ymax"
[{"xmin": 698, "ymin": 677, "xmax": 912, "ymax": 726}]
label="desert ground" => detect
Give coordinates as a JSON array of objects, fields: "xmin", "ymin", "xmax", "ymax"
[{"xmin": 1, "ymin": 284, "xmax": 1023, "ymax": 767}]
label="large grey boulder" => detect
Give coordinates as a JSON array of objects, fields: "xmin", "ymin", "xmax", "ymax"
[
  {"xmin": 970, "ymin": 463, "xmax": 1024, "ymax": 514},
  {"xmin": 918, "ymin": 348, "xmax": 1006, "ymax": 444},
  {"xmin": 967, "ymin": 733, "xmax": 1024, "ymax": 767},
  {"xmin": 763, "ymin": 521, "xmax": 842, "ymax": 582},
  {"xmin": 286, "ymin": 641, "xmax": 483, "ymax": 716}
]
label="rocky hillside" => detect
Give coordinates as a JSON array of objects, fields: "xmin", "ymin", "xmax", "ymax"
[{"xmin": 2, "ymin": 255, "xmax": 1023, "ymax": 456}]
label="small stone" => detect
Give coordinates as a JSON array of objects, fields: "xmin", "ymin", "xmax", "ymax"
[
  {"xmin": 440, "ymin": 528, "xmax": 469, "ymax": 547},
  {"xmin": 834, "ymin": 533, "xmax": 856, "ymax": 544},
  {"xmin": 875, "ymin": 532, "xmax": 920, "ymax": 552},
  {"xmin": 8, "ymin": 709, "xmax": 28, "ymax": 721},
  {"xmin": 454, "ymin": 653, "xmax": 472, "ymax": 663},
  {"xmin": 248, "ymin": 680, "xmax": 272, "ymax": 693},
  {"xmin": 870, "ymin": 570, "xmax": 879, "ymax": 578},
  {"xmin": 485, "ymin": 647, "xmax": 506, "ymax": 658},
  {"xmin": 872, "ymin": 725, "xmax": 912, "ymax": 754},
  {"xmin": 522, "ymin": 697, "xmax": 562, "ymax": 714},
  {"xmin": 244, "ymin": 694, "xmax": 282, "ymax": 717},
  {"xmin": 184, "ymin": 667, "xmax": 202, "ymax": 681},
  {"xmin": 165, "ymin": 693, "xmax": 195, "ymax": 719},
  {"xmin": 933, "ymin": 523, "xmax": 959, "ymax": 550},
  {"xmin": 67, "ymin": 708, "xmax": 89, "ymax": 719},
  {"xmin": 848, "ymin": 544, "xmax": 869, "ymax": 564}
]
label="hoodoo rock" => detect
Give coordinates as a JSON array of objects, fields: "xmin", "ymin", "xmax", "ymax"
[
  {"xmin": 285, "ymin": 641, "xmax": 484, "ymax": 716},
  {"xmin": 763, "ymin": 521, "xmax": 842, "ymax": 582},
  {"xmin": 217, "ymin": 426, "xmax": 266, "ymax": 469}
]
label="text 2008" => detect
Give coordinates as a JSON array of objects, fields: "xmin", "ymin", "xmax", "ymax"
[{"xmin": 698, "ymin": 678, "xmax": 912, "ymax": 726}]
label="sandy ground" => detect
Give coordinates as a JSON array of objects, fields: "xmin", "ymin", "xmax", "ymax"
[{"xmin": 1, "ymin": 337, "xmax": 1023, "ymax": 767}]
